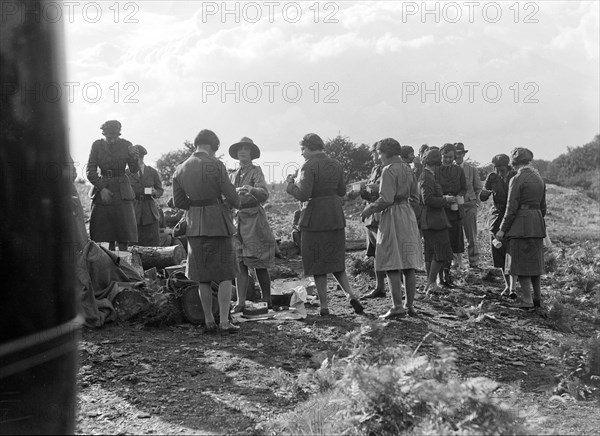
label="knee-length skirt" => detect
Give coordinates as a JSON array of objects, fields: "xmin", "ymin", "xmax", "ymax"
[
  {"xmin": 187, "ymin": 236, "xmax": 238, "ymax": 283},
  {"xmin": 301, "ymin": 229, "xmax": 345, "ymax": 276},
  {"xmin": 506, "ymin": 238, "xmax": 545, "ymax": 276}
]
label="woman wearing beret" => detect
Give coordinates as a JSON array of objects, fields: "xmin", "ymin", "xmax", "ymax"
[
  {"xmin": 228, "ymin": 137, "xmax": 277, "ymax": 311},
  {"xmin": 172, "ymin": 129, "xmax": 241, "ymax": 333},
  {"xmin": 87, "ymin": 120, "xmax": 139, "ymax": 251},
  {"xmin": 286, "ymin": 133, "xmax": 364, "ymax": 316},
  {"xmin": 480, "ymin": 154, "xmax": 518, "ymax": 297},
  {"xmin": 126, "ymin": 145, "xmax": 164, "ymax": 246},
  {"xmin": 496, "ymin": 148, "xmax": 546, "ymax": 308},
  {"xmin": 361, "ymin": 139, "xmax": 423, "ymax": 318},
  {"xmin": 418, "ymin": 148, "xmax": 456, "ymax": 297}
]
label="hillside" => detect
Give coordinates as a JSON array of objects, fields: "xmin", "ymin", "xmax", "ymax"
[{"xmin": 74, "ymin": 182, "xmax": 600, "ymax": 435}]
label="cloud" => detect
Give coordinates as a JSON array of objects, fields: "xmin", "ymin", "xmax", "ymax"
[{"xmin": 375, "ymin": 33, "xmax": 435, "ymax": 53}]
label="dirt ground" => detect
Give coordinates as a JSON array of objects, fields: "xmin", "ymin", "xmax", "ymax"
[{"xmin": 75, "ymin": 186, "xmax": 600, "ymax": 435}]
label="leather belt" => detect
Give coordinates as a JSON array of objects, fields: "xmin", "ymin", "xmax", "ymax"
[
  {"xmin": 101, "ymin": 169, "xmax": 125, "ymax": 178},
  {"xmin": 393, "ymin": 196, "xmax": 408, "ymax": 204},
  {"xmin": 239, "ymin": 200, "xmax": 259, "ymax": 209},
  {"xmin": 190, "ymin": 198, "xmax": 221, "ymax": 207},
  {"xmin": 312, "ymin": 189, "xmax": 337, "ymax": 198},
  {"xmin": 519, "ymin": 204, "xmax": 540, "ymax": 210}
]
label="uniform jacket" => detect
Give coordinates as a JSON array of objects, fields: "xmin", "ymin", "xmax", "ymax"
[
  {"xmin": 480, "ymin": 169, "xmax": 516, "ymax": 233},
  {"xmin": 126, "ymin": 165, "xmax": 164, "ymax": 225},
  {"xmin": 438, "ymin": 163, "xmax": 467, "ymax": 197},
  {"xmin": 286, "ymin": 152, "xmax": 346, "ymax": 231},
  {"xmin": 230, "ymin": 163, "xmax": 269, "ymax": 206},
  {"xmin": 460, "ymin": 161, "xmax": 483, "ymax": 205},
  {"xmin": 418, "ymin": 168, "xmax": 451, "ymax": 230},
  {"xmin": 87, "ymin": 138, "xmax": 138, "ymax": 202},
  {"xmin": 499, "ymin": 166, "xmax": 547, "ymax": 238},
  {"xmin": 172, "ymin": 151, "xmax": 239, "ymax": 237},
  {"xmin": 360, "ymin": 164, "xmax": 382, "ymax": 228},
  {"xmin": 438, "ymin": 163, "xmax": 467, "ymax": 220}
]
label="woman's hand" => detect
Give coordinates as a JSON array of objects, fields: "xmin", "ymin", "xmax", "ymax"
[
  {"xmin": 360, "ymin": 205, "xmax": 375, "ymax": 222},
  {"xmin": 286, "ymin": 174, "xmax": 295, "ymax": 184},
  {"xmin": 100, "ymin": 188, "xmax": 113, "ymax": 203},
  {"xmin": 495, "ymin": 230, "xmax": 505, "ymax": 241}
]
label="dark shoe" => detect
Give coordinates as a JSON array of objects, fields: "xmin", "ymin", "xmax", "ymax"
[
  {"xmin": 204, "ymin": 322, "xmax": 218, "ymax": 334},
  {"xmin": 406, "ymin": 307, "xmax": 418, "ymax": 317},
  {"xmin": 441, "ymin": 280, "xmax": 457, "ymax": 289},
  {"xmin": 231, "ymin": 303, "xmax": 245, "ymax": 314},
  {"xmin": 362, "ymin": 288, "xmax": 386, "ymax": 299},
  {"xmin": 379, "ymin": 308, "xmax": 407, "ymax": 320},
  {"xmin": 509, "ymin": 291, "xmax": 518, "ymax": 299},
  {"xmin": 319, "ymin": 308, "xmax": 331, "ymax": 317},
  {"xmin": 350, "ymin": 299, "xmax": 365, "ymax": 314},
  {"xmin": 219, "ymin": 322, "xmax": 240, "ymax": 334}
]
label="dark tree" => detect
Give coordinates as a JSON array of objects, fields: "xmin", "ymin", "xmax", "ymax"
[
  {"xmin": 324, "ymin": 135, "xmax": 372, "ymax": 185},
  {"xmin": 156, "ymin": 140, "xmax": 195, "ymax": 186}
]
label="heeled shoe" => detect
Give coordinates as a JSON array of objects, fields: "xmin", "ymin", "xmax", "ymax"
[
  {"xmin": 350, "ymin": 299, "xmax": 365, "ymax": 314},
  {"xmin": 379, "ymin": 308, "xmax": 407, "ymax": 320},
  {"xmin": 219, "ymin": 322, "xmax": 240, "ymax": 334},
  {"xmin": 362, "ymin": 288, "xmax": 386, "ymax": 299}
]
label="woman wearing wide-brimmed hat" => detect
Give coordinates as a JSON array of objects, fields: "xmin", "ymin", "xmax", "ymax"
[
  {"xmin": 286, "ymin": 133, "xmax": 364, "ymax": 317},
  {"xmin": 87, "ymin": 120, "xmax": 139, "ymax": 251},
  {"xmin": 361, "ymin": 138, "xmax": 423, "ymax": 318},
  {"xmin": 496, "ymin": 148, "xmax": 546, "ymax": 309},
  {"xmin": 228, "ymin": 137, "xmax": 277, "ymax": 311}
]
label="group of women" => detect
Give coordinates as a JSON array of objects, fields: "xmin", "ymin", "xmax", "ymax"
[
  {"xmin": 88, "ymin": 120, "xmax": 547, "ymax": 331},
  {"xmin": 357, "ymin": 141, "xmax": 547, "ymax": 316}
]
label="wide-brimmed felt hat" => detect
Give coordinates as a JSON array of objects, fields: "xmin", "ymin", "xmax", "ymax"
[
  {"xmin": 229, "ymin": 137, "xmax": 260, "ymax": 160},
  {"xmin": 492, "ymin": 154, "xmax": 510, "ymax": 167},
  {"xmin": 135, "ymin": 145, "xmax": 148, "ymax": 156},
  {"xmin": 454, "ymin": 142, "xmax": 468, "ymax": 153},
  {"xmin": 101, "ymin": 120, "xmax": 122, "ymax": 134}
]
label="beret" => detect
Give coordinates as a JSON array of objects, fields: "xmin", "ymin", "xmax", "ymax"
[
  {"xmin": 492, "ymin": 154, "xmax": 510, "ymax": 167},
  {"xmin": 510, "ymin": 147, "xmax": 534, "ymax": 166},
  {"xmin": 101, "ymin": 120, "xmax": 122, "ymax": 134}
]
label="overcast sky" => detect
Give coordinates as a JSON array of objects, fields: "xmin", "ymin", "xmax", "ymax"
[{"xmin": 61, "ymin": 1, "xmax": 599, "ymax": 182}]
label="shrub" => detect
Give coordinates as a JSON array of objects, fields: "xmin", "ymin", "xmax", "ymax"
[{"xmin": 264, "ymin": 324, "xmax": 531, "ymax": 435}]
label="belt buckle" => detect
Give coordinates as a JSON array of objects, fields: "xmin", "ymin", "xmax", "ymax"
[{"xmin": 106, "ymin": 169, "xmax": 113, "ymax": 178}]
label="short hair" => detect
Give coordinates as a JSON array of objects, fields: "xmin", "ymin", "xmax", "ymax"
[
  {"xmin": 370, "ymin": 141, "xmax": 379, "ymax": 152},
  {"xmin": 194, "ymin": 129, "xmax": 220, "ymax": 151},
  {"xmin": 441, "ymin": 143, "xmax": 456, "ymax": 155},
  {"xmin": 376, "ymin": 138, "xmax": 402, "ymax": 158},
  {"xmin": 419, "ymin": 144, "xmax": 429, "ymax": 155},
  {"xmin": 400, "ymin": 145, "xmax": 414, "ymax": 159},
  {"xmin": 300, "ymin": 133, "xmax": 325, "ymax": 151}
]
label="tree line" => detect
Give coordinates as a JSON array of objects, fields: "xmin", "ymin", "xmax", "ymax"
[{"xmin": 156, "ymin": 134, "xmax": 600, "ymax": 200}]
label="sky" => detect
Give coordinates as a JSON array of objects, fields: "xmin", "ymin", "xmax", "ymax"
[{"xmin": 57, "ymin": 0, "xmax": 599, "ymax": 182}]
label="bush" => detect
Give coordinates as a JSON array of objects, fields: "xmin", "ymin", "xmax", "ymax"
[{"xmin": 264, "ymin": 324, "xmax": 531, "ymax": 435}]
